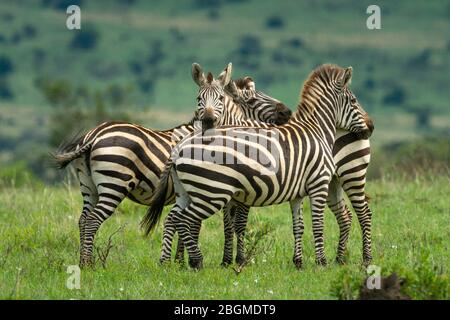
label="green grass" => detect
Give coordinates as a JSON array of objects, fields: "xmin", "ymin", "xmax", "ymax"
[{"xmin": 0, "ymin": 175, "xmax": 448, "ymax": 299}]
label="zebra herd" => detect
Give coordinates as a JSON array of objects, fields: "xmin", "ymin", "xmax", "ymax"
[{"xmin": 56, "ymin": 62, "xmax": 374, "ymax": 270}]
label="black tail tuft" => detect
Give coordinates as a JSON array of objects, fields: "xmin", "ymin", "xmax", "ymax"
[{"xmin": 141, "ymin": 159, "xmax": 174, "ymax": 236}]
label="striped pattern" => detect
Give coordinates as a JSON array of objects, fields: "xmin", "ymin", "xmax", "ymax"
[
  {"xmin": 144, "ymin": 64, "xmax": 374, "ymax": 270},
  {"xmin": 55, "ymin": 69, "xmax": 291, "ymax": 267}
]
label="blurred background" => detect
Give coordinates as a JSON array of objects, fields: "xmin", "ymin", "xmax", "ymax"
[{"xmin": 0, "ymin": 0, "xmax": 448, "ymax": 185}]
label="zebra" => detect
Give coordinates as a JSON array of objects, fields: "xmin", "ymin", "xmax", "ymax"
[
  {"xmin": 163, "ymin": 77, "xmax": 374, "ymax": 268},
  {"xmin": 54, "ymin": 62, "xmax": 291, "ymax": 267},
  {"xmin": 143, "ymin": 64, "xmax": 374, "ymax": 270}
]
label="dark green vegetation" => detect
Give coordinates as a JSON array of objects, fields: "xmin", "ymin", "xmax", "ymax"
[
  {"xmin": 0, "ymin": 174, "xmax": 448, "ymax": 299},
  {"xmin": 0, "ymin": 0, "xmax": 449, "ymax": 181}
]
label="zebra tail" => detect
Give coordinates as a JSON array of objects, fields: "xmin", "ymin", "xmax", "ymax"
[
  {"xmin": 52, "ymin": 133, "xmax": 92, "ymax": 169},
  {"xmin": 141, "ymin": 158, "xmax": 174, "ymax": 237}
]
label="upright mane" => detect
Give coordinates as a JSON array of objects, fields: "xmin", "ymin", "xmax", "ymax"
[{"xmin": 296, "ymin": 64, "xmax": 346, "ymax": 117}]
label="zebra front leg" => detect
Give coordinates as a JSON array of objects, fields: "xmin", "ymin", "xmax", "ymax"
[
  {"xmin": 234, "ymin": 204, "xmax": 250, "ymax": 266},
  {"xmin": 327, "ymin": 176, "xmax": 352, "ymax": 265},
  {"xmin": 310, "ymin": 194, "xmax": 328, "ymax": 266},
  {"xmin": 80, "ymin": 195, "xmax": 120, "ymax": 268},
  {"xmin": 290, "ymin": 198, "xmax": 305, "ymax": 269},
  {"xmin": 221, "ymin": 203, "xmax": 236, "ymax": 267}
]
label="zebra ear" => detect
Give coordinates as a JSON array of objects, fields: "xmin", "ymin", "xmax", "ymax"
[
  {"xmin": 192, "ymin": 63, "xmax": 206, "ymax": 86},
  {"xmin": 217, "ymin": 62, "xmax": 232, "ymax": 87},
  {"xmin": 341, "ymin": 66, "xmax": 353, "ymax": 87},
  {"xmin": 225, "ymin": 80, "xmax": 240, "ymax": 99},
  {"xmin": 244, "ymin": 76, "xmax": 256, "ymax": 90}
]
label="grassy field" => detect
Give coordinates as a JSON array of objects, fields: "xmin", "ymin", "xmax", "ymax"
[{"xmin": 0, "ymin": 175, "xmax": 448, "ymax": 299}]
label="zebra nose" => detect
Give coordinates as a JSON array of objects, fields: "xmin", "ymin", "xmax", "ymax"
[
  {"xmin": 366, "ymin": 117, "xmax": 374, "ymax": 133},
  {"xmin": 275, "ymin": 103, "xmax": 292, "ymax": 125}
]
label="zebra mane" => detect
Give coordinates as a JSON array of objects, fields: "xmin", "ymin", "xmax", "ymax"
[{"xmin": 296, "ymin": 64, "xmax": 346, "ymax": 116}]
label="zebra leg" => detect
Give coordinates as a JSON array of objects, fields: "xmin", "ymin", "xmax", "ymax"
[
  {"xmin": 327, "ymin": 176, "xmax": 352, "ymax": 265},
  {"xmin": 80, "ymin": 193, "xmax": 123, "ymax": 268},
  {"xmin": 174, "ymin": 218, "xmax": 202, "ymax": 265},
  {"xmin": 234, "ymin": 204, "xmax": 250, "ymax": 266},
  {"xmin": 310, "ymin": 193, "xmax": 328, "ymax": 266},
  {"xmin": 159, "ymin": 208, "xmax": 179, "ymax": 264},
  {"xmin": 221, "ymin": 203, "xmax": 236, "ymax": 267},
  {"xmin": 74, "ymin": 157, "xmax": 99, "ymax": 267},
  {"xmin": 173, "ymin": 201, "xmax": 220, "ymax": 270},
  {"xmin": 290, "ymin": 198, "xmax": 305, "ymax": 269},
  {"xmin": 345, "ymin": 186, "xmax": 373, "ymax": 266}
]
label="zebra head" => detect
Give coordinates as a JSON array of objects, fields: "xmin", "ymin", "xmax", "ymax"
[
  {"xmin": 231, "ymin": 76, "xmax": 292, "ymax": 125},
  {"xmin": 192, "ymin": 62, "xmax": 232, "ymax": 132},
  {"xmin": 224, "ymin": 77, "xmax": 291, "ymax": 125},
  {"xmin": 336, "ymin": 67, "xmax": 374, "ymax": 139}
]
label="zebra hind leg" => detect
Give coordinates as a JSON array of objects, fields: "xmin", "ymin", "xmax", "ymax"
[
  {"xmin": 346, "ymin": 189, "xmax": 373, "ymax": 266},
  {"xmin": 75, "ymin": 158, "xmax": 99, "ymax": 268},
  {"xmin": 159, "ymin": 208, "xmax": 181, "ymax": 265},
  {"xmin": 221, "ymin": 203, "xmax": 236, "ymax": 267},
  {"xmin": 234, "ymin": 203, "xmax": 250, "ymax": 266},
  {"xmin": 173, "ymin": 201, "xmax": 220, "ymax": 270},
  {"xmin": 174, "ymin": 220, "xmax": 202, "ymax": 266},
  {"xmin": 80, "ymin": 193, "xmax": 123, "ymax": 268},
  {"xmin": 309, "ymin": 193, "xmax": 328, "ymax": 266},
  {"xmin": 327, "ymin": 176, "xmax": 352, "ymax": 265},
  {"xmin": 290, "ymin": 198, "xmax": 305, "ymax": 269}
]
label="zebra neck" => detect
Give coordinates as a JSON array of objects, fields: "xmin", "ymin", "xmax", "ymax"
[{"xmin": 293, "ymin": 102, "xmax": 336, "ymax": 150}]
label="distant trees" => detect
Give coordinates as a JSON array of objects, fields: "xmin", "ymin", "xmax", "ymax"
[
  {"xmin": 70, "ymin": 27, "xmax": 99, "ymax": 50},
  {"xmin": 0, "ymin": 56, "xmax": 13, "ymax": 77},
  {"xmin": 41, "ymin": 0, "xmax": 83, "ymax": 11},
  {"xmin": 265, "ymin": 15, "xmax": 285, "ymax": 29},
  {"xmin": 36, "ymin": 78, "xmax": 135, "ymax": 147},
  {"xmin": 0, "ymin": 55, "xmax": 14, "ymax": 100}
]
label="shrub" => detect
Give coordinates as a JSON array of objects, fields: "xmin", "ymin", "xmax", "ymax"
[
  {"xmin": 382, "ymin": 86, "xmax": 406, "ymax": 105},
  {"xmin": 0, "ymin": 55, "xmax": 14, "ymax": 76},
  {"xmin": 266, "ymin": 15, "xmax": 284, "ymax": 29},
  {"xmin": 41, "ymin": 0, "xmax": 83, "ymax": 11},
  {"xmin": 237, "ymin": 35, "xmax": 262, "ymax": 56},
  {"xmin": 0, "ymin": 78, "xmax": 13, "ymax": 99},
  {"xmin": 70, "ymin": 27, "xmax": 99, "ymax": 50}
]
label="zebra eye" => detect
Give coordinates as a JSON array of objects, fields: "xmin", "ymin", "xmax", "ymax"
[{"xmin": 350, "ymin": 97, "xmax": 357, "ymax": 104}]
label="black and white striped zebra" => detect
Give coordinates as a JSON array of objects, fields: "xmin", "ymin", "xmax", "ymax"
[
  {"xmin": 163, "ymin": 77, "xmax": 374, "ymax": 267},
  {"xmin": 143, "ymin": 64, "xmax": 374, "ymax": 270},
  {"xmin": 55, "ymin": 63, "xmax": 291, "ymax": 267}
]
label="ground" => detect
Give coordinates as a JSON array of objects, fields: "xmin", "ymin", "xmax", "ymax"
[{"xmin": 0, "ymin": 176, "xmax": 448, "ymax": 299}]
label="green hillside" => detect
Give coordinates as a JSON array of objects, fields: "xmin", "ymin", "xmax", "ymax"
[{"xmin": 0, "ymin": 0, "xmax": 449, "ymax": 180}]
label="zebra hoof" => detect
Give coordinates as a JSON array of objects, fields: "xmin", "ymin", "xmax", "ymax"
[
  {"xmin": 220, "ymin": 260, "xmax": 231, "ymax": 268},
  {"xmin": 79, "ymin": 257, "xmax": 94, "ymax": 269},
  {"xmin": 235, "ymin": 255, "xmax": 246, "ymax": 266},
  {"xmin": 174, "ymin": 257, "xmax": 186, "ymax": 266},
  {"xmin": 293, "ymin": 257, "xmax": 303, "ymax": 270},
  {"xmin": 316, "ymin": 257, "xmax": 328, "ymax": 266},
  {"xmin": 159, "ymin": 258, "xmax": 171, "ymax": 266},
  {"xmin": 362, "ymin": 257, "xmax": 372, "ymax": 267},
  {"xmin": 335, "ymin": 256, "xmax": 347, "ymax": 265},
  {"xmin": 189, "ymin": 257, "xmax": 203, "ymax": 270}
]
